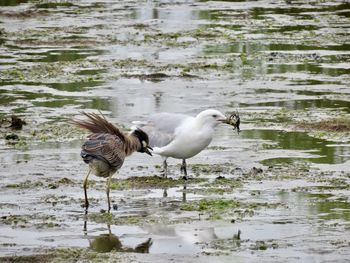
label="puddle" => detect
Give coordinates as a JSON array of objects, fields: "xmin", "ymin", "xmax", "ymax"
[
  {"xmin": 17, "ymin": 49, "xmax": 105, "ymax": 63},
  {"xmin": 0, "ymin": 0, "xmax": 349, "ymax": 262},
  {"xmin": 242, "ymin": 129, "xmax": 350, "ymax": 165}
]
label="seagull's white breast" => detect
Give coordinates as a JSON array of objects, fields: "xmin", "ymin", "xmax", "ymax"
[{"xmin": 154, "ymin": 120, "xmax": 214, "ymax": 159}]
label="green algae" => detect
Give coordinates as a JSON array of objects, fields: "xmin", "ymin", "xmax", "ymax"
[
  {"xmin": 295, "ymin": 117, "xmax": 350, "ymax": 132},
  {"xmin": 0, "ymin": 247, "xmax": 131, "ymax": 263},
  {"xmin": 110, "ymin": 176, "xmax": 205, "ymax": 190},
  {"xmin": 35, "ymin": 2, "xmax": 75, "ymax": 8},
  {"xmin": 5, "ymin": 180, "xmax": 44, "ymax": 189},
  {"xmin": 205, "ymin": 177, "xmax": 242, "ymax": 188},
  {"xmin": 0, "ymin": 214, "xmax": 29, "ymax": 226},
  {"xmin": 88, "ymin": 212, "xmax": 143, "ymax": 225},
  {"xmin": 180, "ymin": 198, "xmax": 240, "ymax": 217}
]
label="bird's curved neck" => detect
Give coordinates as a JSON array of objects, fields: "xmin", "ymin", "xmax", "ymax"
[
  {"xmin": 124, "ymin": 135, "xmax": 141, "ymax": 156},
  {"xmin": 193, "ymin": 117, "xmax": 216, "ymax": 131}
]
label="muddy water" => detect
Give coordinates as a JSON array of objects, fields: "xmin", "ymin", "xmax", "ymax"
[{"xmin": 0, "ymin": 0, "xmax": 350, "ymax": 262}]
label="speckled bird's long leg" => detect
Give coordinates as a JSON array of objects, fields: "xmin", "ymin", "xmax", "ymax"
[{"xmin": 83, "ymin": 169, "xmax": 91, "ymax": 210}]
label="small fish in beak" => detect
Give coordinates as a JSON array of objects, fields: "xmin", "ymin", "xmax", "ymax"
[{"xmin": 225, "ymin": 113, "xmax": 241, "ymax": 134}]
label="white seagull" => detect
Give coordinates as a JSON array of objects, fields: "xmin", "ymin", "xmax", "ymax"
[{"xmin": 134, "ymin": 109, "xmax": 237, "ymax": 179}]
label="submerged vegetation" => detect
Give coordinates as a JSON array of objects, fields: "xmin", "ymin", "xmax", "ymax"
[
  {"xmin": 296, "ymin": 117, "xmax": 350, "ymax": 132},
  {"xmin": 110, "ymin": 176, "xmax": 206, "ymax": 190}
]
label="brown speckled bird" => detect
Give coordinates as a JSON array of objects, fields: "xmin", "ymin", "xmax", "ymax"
[{"xmin": 72, "ymin": 112, "xmax": 152, "ymax": 212}]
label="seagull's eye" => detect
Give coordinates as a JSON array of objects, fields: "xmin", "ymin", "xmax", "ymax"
[{"xmin": 212, "ymin": 114, "xmax": 217, "ymax": 118}]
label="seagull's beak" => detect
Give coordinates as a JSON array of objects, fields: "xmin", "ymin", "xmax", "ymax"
[
  {"xmin": 144, "ymin": 145, "xmax": 153, "ymax": 156},
  {"xmin": 218, "ymin": 117, "xmax": 228, "ymax": 123}
]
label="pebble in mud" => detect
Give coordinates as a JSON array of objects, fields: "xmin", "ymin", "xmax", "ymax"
[
  {"xmin": 250, "ymin": 167, "xmax": 263, "ymax": 175},
  {"xmin": 5, "ymin": 133, "xmax": 19, "ymax": 140}
]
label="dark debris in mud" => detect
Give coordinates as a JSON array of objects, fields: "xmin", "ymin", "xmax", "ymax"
[
  {"xmin": 0, "ymin": 115, "xmax": 26, "ymax": 130},
  {"xmin": 295, "ymin": 117, "xmax": 350, "ymax": 132},
  {"xmin": 121, "ymin": 73, "xmax": 171, "ymax": 82}
]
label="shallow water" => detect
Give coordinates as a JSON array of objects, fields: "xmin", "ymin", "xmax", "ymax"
[{"xmin": 0, "ymin": 0, "xmax": 350, "ymax": 262}]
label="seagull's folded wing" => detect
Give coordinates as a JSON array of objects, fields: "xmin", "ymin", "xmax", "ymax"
[{"xmin": 134, "ymin": 112, "xmax": 192, "ymax": 148}]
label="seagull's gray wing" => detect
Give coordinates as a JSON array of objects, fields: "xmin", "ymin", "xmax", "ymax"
[{"xmin": 134, "ymin": 112, "xmax": 192, "ymax": 148}]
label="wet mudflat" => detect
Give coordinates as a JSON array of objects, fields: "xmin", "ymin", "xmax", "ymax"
[{"xmin": 0, "ymin": 0, "xmax": 350, "ymax": 262}]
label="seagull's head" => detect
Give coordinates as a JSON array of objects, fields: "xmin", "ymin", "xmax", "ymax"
[
  {"xmin": 196, "ymin": 109, "xmax": 227, "ymax": 128},
  {"xmin": 131, "ymin": 128, "xmax": 153, "ymax": 156}
]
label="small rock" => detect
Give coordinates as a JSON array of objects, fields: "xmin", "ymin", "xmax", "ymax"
[
  {"xmin": 10, "ymin": 116, "xmax": 26, "ymax": 130},
  {"xmin": 251, "ymin": 167, "xmax": 263, "ymax": 175},
  {"xmin": 58, "ymin": 177, "xmax": 74, "ymax": 184},
  {"xmin": 5, "ymin": 133, "xmax": 19, "ymax": 140},
  {"xmin": 48, "ymin": 183, "xmax": 58, "ymax": 189},
  {"xmin": 113, "ymin": 204, "xmax": 118, "ymax": 210}
]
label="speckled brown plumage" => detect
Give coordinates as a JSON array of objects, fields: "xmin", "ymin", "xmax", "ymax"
[
  {"xmin": 81, "ymin": 133, "xmax": 125, "ymax": 177},
  {"xmin": 72, "ymin": 112, "xmax": 152, "ymax": 212}
]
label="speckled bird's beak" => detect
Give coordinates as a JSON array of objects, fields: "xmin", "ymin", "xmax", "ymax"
[{"xmin": 145, "ymin": 145, "xmax": 153, "ymax": 156}]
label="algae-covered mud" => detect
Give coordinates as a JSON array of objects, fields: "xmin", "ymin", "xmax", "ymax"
[{"xmin": 0, "ymin": 0, "xmax": 350, "ymax": 262}]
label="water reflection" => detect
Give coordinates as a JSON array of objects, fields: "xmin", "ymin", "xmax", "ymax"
[
  {"xmin": 19, "ymin": 49, "xmax": 104, "ymax": 63},
  {"xmin": 278, "ymin": 191, "xmax": 350, "ymax": 221},
  {"xmin": 0, "ymin": 86, "xmax": 111, "ymax": 112},
  {"xmin": 90, "ymin": 230, "xmax": 152, "ymax": 253},
  {"xmin": 242, "ymin": 129, "xmax": 350, "ymax": 164},
  {"xmin": 130, "ymin": 4, "xmax": 208, "ymax": 31},
  {"xmin": 153, "ymin": 91, "xmax": 163, "ymax": 110},
  {"xmin": 161, "ymin": 184, "xmax": 187, "ymax": 202},
  {"xmin": 84, "ymin": 219, "xmax": 153, "ymax": 253}
]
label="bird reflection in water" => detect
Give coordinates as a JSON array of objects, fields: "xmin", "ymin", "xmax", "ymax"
[
  {"xmin": 161, "ymin": 183, "xmax": 187, "ymax": 203},
  {"xmin": 83, "ymin": 215, "xmax": 152, "ymax": 253}
]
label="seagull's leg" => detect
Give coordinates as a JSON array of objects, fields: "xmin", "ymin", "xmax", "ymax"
[
  {"xmin": 181, "ymin": 159, "xmax": 189, "ymax": 180},
  {"xmin": 106, "ymin": 173, "xmax": 112, "ymax": 212},
  {"xmin": 83, "ymin": 169, "xmax": 91, "ymax": 210},
  {"xmin": 182, "ymin": 184, "xmax": 187, "ymax": 202},
  {"xmin": 161, "ymin": 158, "xmax": 168, "ymax": 178},
  {"xmin": 180, "ymin": 159, "xmax": 187, "ymax": 176}
]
